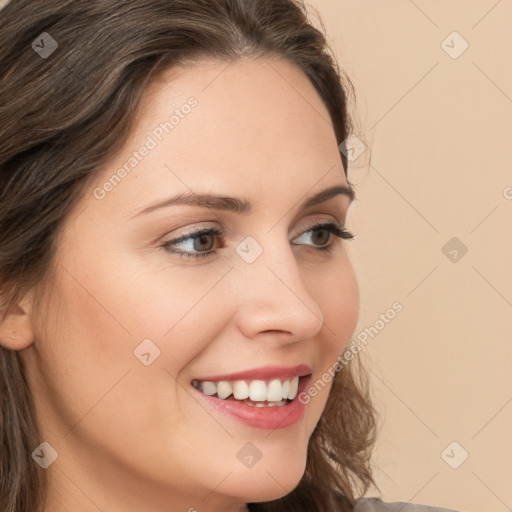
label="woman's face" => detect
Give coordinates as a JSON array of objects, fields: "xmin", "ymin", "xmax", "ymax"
[{"xmin": 21, "ymin": 57, "xmax": 359, "ymax": 512}]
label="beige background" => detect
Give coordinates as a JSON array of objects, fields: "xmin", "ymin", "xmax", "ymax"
[{"xmin": 306, "ymin": 1, "xmax": 512, "ymax": 511}]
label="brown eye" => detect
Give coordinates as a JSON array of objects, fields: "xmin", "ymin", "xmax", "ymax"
[
  {"xmin": 310, "ymin": 227, "xmax": 331, "ymax": 246},
  {"xmin": 293, "ymin": 221, "xmax": 354, "ymax": 251},
  {"xmin": 162, "ymin": 227, "xmax": 223, "ymax": 259}
]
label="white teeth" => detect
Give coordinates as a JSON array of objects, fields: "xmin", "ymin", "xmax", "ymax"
[
  {"xmin": 288, "ymin": 376, "xmax": 299, "ymax": 400},
  {"xmin": 266, "ymin": 379, "xmax": 283, "ymax": 402},
  {"xmin": 249, "ymin": 380, "xmax": 267, "ymax": 401},
  {"xmin": 233, "ymin": 380, "xmax": 250, "ymax": 400},
  {"xmin": 217, "ymin": 381, "xmax": 232, "ymax": 399},
  {"xmin": 201, "ymin": 381, "xmax": 217, "ymax": 396},
  {"xmin": 195, "ymin": 376, "xmax": 302, "ymax": 403},
  {"xmin": 281, "ymin": 380, "xmax": 290, "ymax": 400}
]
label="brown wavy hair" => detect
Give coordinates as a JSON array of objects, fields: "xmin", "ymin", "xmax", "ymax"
[{"xmin": 0, "ymin": 0, "xmax": 379, "ymax": 510}]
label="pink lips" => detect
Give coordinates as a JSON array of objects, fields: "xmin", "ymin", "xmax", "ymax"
[{"xmin": 193, "ymin": 364, "xmax": 312, "ymax": 382}]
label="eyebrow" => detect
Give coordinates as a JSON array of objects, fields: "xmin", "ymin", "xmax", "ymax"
[{"xmin": 131, "ymin": 184, "xmax": 355, "ymax": 218}]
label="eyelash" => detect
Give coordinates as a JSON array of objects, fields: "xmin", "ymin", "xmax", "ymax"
[{"xmin": 161, "ymin": 220, "xmax": 355, "ymax": 260}]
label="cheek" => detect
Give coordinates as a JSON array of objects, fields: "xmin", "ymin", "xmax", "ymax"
[
  {"xmin": 304, "ymin": 256, "xmax": 359, "ymax": 413},
  {"xmin": 114, "ymin": 264, "xmax": 232, "ymax": 368},
  {"xmin": 319, "ymin": 254, "xmax": 360, "ymax": 354},
  {"xmin": 31, "ymin": 262, "xmax": 224, "ymax": 480},
  {"xmin": 57, "ymin": 241, "xmax": 221, "ymax": 353}
]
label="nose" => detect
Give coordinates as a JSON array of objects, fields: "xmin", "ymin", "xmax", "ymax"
[{"xmin": 230, "ymin": 237, "xmax": 325, "ymax": 345}]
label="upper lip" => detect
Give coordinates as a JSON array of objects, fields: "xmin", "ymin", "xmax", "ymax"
[{"xmin": 193, "ymin": 364, "xmax": 313, "ymax": 382}]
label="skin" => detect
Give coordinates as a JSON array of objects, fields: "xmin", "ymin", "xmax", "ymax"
[{"xmin": 1, "ymin": 56, "xmax": 359, "ymax": 512}]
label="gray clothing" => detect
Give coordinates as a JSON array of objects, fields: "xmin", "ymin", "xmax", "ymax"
[{"xmin": 354, "ymin": 497, "xmax": 462, "ymax": 512}]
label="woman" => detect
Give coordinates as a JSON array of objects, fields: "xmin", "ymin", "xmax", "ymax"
[{"xmin": 0, "ymin": 1, "xmax": 463, "ymax": 511}]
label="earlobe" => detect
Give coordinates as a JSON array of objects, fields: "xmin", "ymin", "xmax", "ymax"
[{"xmin": 0, "ymin": 292, "xmax": 36, "ymax": 351}]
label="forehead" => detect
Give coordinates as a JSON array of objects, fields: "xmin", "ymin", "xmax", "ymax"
[{"xmin": 89, "ymin": 56, "xmax": 347, "ymax": 212}]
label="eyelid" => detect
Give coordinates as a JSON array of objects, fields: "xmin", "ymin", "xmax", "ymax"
[
  {"xmin": 293, "ymin": 216, "xmax": 345, "ymax": 235},
  {"xmin": 164, "ymin": 223, "xmax": 220, "ymax": 244},
  {"xmin": 163, "ymin": 215, "xmax": 345, "ymax": 243}
]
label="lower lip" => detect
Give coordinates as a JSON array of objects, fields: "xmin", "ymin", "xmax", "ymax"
[{"xmin": 191, "ymin": 376, "xmax": 311, "ymax": 430}]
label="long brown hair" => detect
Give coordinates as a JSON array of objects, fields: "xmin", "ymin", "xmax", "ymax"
[{"xmin": 0, "ymin": 1, "xmax": 379, "ymax": 510}]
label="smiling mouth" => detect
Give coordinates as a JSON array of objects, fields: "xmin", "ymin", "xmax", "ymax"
[{"xmin": 191, "ymin": 375, "xmax": 311, "ymax": 407}]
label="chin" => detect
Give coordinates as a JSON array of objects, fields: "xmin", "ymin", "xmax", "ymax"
[{"xmin": 220, "ymin": 452, "xmax": 307, "ymax": 504}]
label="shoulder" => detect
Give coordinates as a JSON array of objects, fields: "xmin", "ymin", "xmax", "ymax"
[{"xmin": 354, "ymin": 497, "xmax": 463, "ymax": 512}]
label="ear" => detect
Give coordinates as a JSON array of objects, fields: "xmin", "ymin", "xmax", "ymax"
[{"xmin": 0, "ymin": 289, "xmax": 36, "ymax": 351}]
